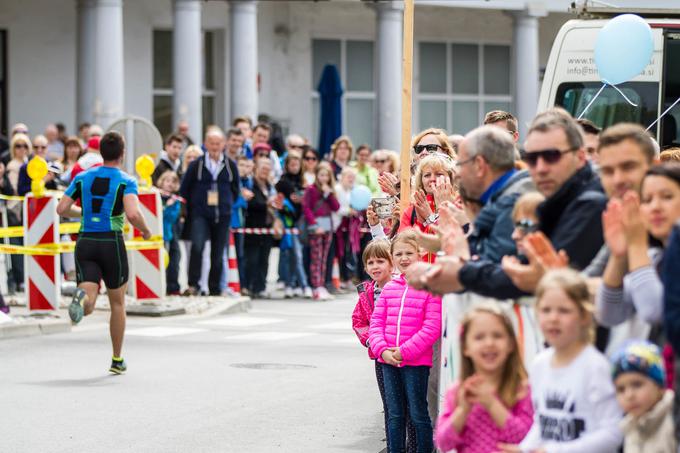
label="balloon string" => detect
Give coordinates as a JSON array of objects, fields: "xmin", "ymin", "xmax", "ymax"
[
  {"xmin": 577, "ymin": 80, "xmax": 639, "ymax": 120},
  {"xmin": 577, "ymin": 83, "xmax": 607, "ymax": 119},
  {"xmin": 647, "ymin": 96, "xmax": 680, "ymax": 132},
  {"xmin": 609, "ymin": 83, "xmax": 639, "ymax": 107}
]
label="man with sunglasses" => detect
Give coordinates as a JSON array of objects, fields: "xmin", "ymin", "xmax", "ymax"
[
  {"xmin": 408, "ymin": 108, "xmax": 607, "ymax": 300},
  {"xmin": 456, "ymin": 125, "xmax": 533, "ymax": 263}
]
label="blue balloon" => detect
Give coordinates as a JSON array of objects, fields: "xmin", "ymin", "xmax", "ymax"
[
  {"xmin": 350, "ymin": 185, "xmax": 372, "ymax": 211},
  {"xmin": 595, "ymin": 14, "xmax": 653, "ymax": 86}
]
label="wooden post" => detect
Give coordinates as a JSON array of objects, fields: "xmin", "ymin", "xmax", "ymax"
[{"xmin": 400, "ymin": 0, "xmax": 414, "ymax": 212}]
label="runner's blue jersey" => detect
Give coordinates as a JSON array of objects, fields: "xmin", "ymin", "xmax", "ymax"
[{"xmin": 64, "ymin": 166, "xmax": 138, "ymax": 232}]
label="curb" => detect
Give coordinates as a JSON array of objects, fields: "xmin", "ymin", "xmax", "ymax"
[{"xmin": 0, "ymin": 316, "xmax": 71, "ymax": 340}]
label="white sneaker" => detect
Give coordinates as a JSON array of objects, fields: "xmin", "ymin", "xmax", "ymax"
[
  {"xmin": 293, "ymin": 287, "xmax": 303, "ymax": 297},
  {"xmin": 284, "ymin": 287, "xmax": 294, "ymax": 299},
  {"xmin": 303, "ymin": 287, "xmax": 313, "ymax": 299},
  {"xmin": 319, "ymin": 287, "xmax": 334, "ymax": 300}
]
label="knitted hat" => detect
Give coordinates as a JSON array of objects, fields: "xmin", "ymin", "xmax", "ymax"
[
  {"xmin": 611, "ymin": 340, "xmax": 666, "ymax": 387},
  {"xmin": 87, "ymin": 136, "xmax": 100, "ymax": 151}
]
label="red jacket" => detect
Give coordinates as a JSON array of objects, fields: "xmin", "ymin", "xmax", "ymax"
[
  {"xmin": 398, "ymin": 194, "xmax": 437, "ymax": 263},
  {"xmin": 352, "ymin": 280, "xmax": 377, "ymax": 359}
]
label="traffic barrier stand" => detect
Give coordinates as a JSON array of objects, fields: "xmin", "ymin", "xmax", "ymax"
[
  {"xmin": 23, "ymin": 193, "xmax": 60, "ymax": 311},
  {"xmin": 331, "ymin": 257, "xmax": 341, "ymax": 290},
  {"xmin": 227, "ymin": 232, "xmax": 240, "ymax": 294},
  {"xmin": 127, "ymin": 189, "xmax": 165, "ymax": 301}
]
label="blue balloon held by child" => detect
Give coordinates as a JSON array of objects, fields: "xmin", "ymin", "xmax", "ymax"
[
  {"xmin": 350, "ymin": 185, "xmax": 372, "ymax": 211},
  {"xmin": 594, "ymin": 14, "xmax": 653, "ymax": 86}
]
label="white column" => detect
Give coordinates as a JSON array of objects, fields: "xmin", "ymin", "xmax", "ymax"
[
  {"xmin": 374, "ymin": 1, "xmax": 403, "ymax": 151},
  {"xmin": 77, "ymin": 0, "xmax": 97, "ymax": 125},
  {"xmin": 92, "ymin": 0, "xmax": 125, "ymax": 128},
  {"xmin": 173, "ymin": 0, "xmax": 203, "ymax": 144},
  {"xmin": 512, "ymin": 5, "xmax": 546, "ymax": 137},
  {"xmin": 229, "ymin": 0, "xmax": 258, "ymax": 122}
]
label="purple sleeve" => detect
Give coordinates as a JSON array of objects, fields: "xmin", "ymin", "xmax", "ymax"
[
  {"xmin": 326, "ymin": 192, "xmax": 340, "ymax": 212},
  {"xmin": 368, "ymin": 290, "xmax": 390, "ymax": 361},
  {"xmin": 497, "ymin": 389, "xmax": 535, "ymax": 443},
  {"xmin": 434, "ymin": 383, "xmax": 465, "ymax": 451},
  {"xmin": 302, "ymin": 187, "xmax": 318, "ymax": 225},
  {"xmin": 399, "ymin": 294, "xmax": 442, "ymax": 362}
]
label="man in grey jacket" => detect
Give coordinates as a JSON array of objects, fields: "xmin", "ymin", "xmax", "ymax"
[{"xmin": 457, "ymin": 125, "xmax": 533, "ymax": 262}]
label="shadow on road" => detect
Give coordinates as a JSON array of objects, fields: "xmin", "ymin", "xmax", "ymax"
[{"xmin": 23, "ymin": 375, "xmax": 120, "ymax": 387}]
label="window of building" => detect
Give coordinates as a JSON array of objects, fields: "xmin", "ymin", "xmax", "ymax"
[
  {"xmin": 311, "ymin": 39, "xmax": 375, "ymax": 150},
  {"xmin": 417, "ymin": 42, "xmax": 512, "ymax": 135},
  {"xmin": 152, "ymin": 30, "xmax": 216, "ymax": 138}
]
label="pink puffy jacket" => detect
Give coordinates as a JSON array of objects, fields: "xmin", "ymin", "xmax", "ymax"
[{"xmin": 368, "ymin": 275, "xmax": 441, "ymax": 367}]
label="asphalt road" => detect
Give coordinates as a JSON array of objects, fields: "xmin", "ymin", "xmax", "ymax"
[{"xmin": 0, "ymin": 294, "xmax": 386, "ymax": 453}]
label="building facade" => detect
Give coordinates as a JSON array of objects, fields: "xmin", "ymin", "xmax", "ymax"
[{"xmin": 0, "ymin": 0, "xmax": 675, "ymax": 151}]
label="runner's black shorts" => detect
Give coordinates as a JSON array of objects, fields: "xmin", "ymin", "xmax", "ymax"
[{"xmin": 75, "ymin": 231, "xmax": 128, "ymax": 289}]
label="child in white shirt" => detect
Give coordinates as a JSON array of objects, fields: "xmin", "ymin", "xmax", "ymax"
[{"xmin": 499, "ymin": 269, "xmax": 623, "ymax": 453}]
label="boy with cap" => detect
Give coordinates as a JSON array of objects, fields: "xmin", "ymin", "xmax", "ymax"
[{"xmin": 612, "ymin": 340, "xmax": 676, "ymax": 453}]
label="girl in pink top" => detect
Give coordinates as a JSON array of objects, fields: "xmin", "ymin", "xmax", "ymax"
[
  {"xmin": 369, "ymin": 230, "xmax": 442, "ymax": 453},
  {"xmin": 435, "ymin": 303, "xmax": 533, "ymax": 453}
]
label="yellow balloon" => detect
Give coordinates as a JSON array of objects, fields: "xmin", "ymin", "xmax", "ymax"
[
  {"xmin": 27, "ymin": 156, "xmax": 48, "ymax": 181},
  {"xmin": 135, "ymin": 155, "xmax": 155, "ymax": 185}
]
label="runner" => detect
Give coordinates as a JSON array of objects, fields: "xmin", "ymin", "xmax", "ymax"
[{"xmin": 56, "ymin": 131, "xmax": 151, "ymax": 374}]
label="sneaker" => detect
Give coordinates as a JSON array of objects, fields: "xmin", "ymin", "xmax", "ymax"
[
  {"xmin": 182, "ymin": 286, "xmax": 199, "ymax": 297},
  {"xmin": 240, "ymin": 288, "xmax": 250, "ymax": 297},
  {"xmin": 109, "ymin": 358, "xmax": 127, "ymax": 375},
  {"xmin": 303, "ymin": 287, "xmax": 313, "ymax": 299},
  {"xmin": 292, "ymin": 287, "xmax": 303, "ymax": 297},
  {"xmin": 322, "ymin": 287, "xmax": 335, "ymax": 300},
  {"xmin": 68, "ymin": 288, "xmax": 86, "ymax": 324},
  {"xmin": 284, "ymin": 287, "xmax": 294, "ymax": 299}
]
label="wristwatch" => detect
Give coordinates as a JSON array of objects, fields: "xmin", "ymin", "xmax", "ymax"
[{"xmin": 423, "ymin": 213, "xmax": 438, "ymax": 228}]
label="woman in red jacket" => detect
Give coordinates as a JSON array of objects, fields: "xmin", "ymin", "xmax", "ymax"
[{"xmin": 399, "ymin": 154, "xmax": 458, "ymax": 262}]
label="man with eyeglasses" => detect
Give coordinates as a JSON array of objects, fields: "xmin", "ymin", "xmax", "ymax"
[
  {"xmin": 407, "ymin": 108, "xmax": 607, "ymax": 300},
  {"xmin": 456, "ymin": 125, "xmax": 533, "ymax": 263}
]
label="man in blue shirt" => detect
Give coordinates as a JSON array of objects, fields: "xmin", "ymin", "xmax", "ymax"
[{"xmin": 57, "ymin": 131, "xmax": 151, "ymax": 374}]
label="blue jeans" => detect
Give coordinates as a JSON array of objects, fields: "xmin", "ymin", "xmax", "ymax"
[
  {"xmin": 280, "ymin": 235, "xmax": 309, "ymax": 289},
  {"xmin": 381, "ymin": 364, "xmax": 432, "ymax": 453}
]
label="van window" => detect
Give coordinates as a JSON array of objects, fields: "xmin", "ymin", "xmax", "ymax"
[{"xmin": 555, "ymin": 82, "xmax": 658, "ymax": 135}]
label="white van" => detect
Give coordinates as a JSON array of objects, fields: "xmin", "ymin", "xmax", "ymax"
[{"xmin": 538, "ymin": 6, "xmax": 680, "ymax": 148}]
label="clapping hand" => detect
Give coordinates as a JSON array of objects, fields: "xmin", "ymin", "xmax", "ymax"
[
  {"xmin": 413, "ymin": 190, "xmax": 433, "ymax": 222},
  {"xmin": 378, "ymin": 172, "xmax": 399, "ymax": 197}
]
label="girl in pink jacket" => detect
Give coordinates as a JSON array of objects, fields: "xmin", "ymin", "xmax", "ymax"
[{"xmin": 369, "ymin": 230, "xmax": 442, "ymax": 453}]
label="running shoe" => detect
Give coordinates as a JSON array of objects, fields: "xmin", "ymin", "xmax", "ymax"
[
  {"xmin": 109, "ymin": 358, "xmax": 127, "ymax": 375},
  {"xmin": 68, "ymin": 288, "xmax": 86, "ymax": 324}
]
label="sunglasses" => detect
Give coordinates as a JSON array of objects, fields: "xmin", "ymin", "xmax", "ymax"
[
  {"xmin": 304, "ymin": 156, "xmax": 318, "ymax": 162},
  {"xmin": 33, "ymin": 145, "xmax": 47, "ymax": 150},
  {"xmin": 374, "ymin": 159, "xmax": 387, "ymax": 164},
  {"xmin": 521, "ymin": 147, "xmax": 578, "ymax": 167},
  {"xmin": 413, "ymin": 143, "xmax": 442, "ymax": 155},
  {"xmin": 14, "ymin": 143, "xmax": 28, "ymax": 149},
  {"xmin": 514, "ymin": 219, "xmax": 538, "ymax": 233}
]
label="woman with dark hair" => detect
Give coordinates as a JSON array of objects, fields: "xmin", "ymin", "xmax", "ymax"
[
  {"xmin": 61, "ymin": 136, "xmax": 84, "ymax": 183},
  {"xmin": 276, "ymin": 151, "xmax": 312, "ymax": 299},
  {"xmin": 302, "ymin": 146, "xmax": 319, "ymax": 188},
  {"xmin": 597, "ymin": 163, "xmax": 680, "ymax": 349}
]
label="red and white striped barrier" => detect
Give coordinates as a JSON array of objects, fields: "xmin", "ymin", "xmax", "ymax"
[
  {"xmin": 127, "ymin": 190, "xmax": 165, "ymax": 301},
  {"xmin": 24, "ymin": 194, "xmax": 60, "ymax": 311},
  {"xmin": 227, "ymin": 232, "xmax": 240, "ymax": 293}
]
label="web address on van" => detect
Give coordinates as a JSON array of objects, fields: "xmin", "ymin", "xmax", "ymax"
[{"xmin": 565, "ymin": 57, "xmax": 657, "ymax": 78}]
